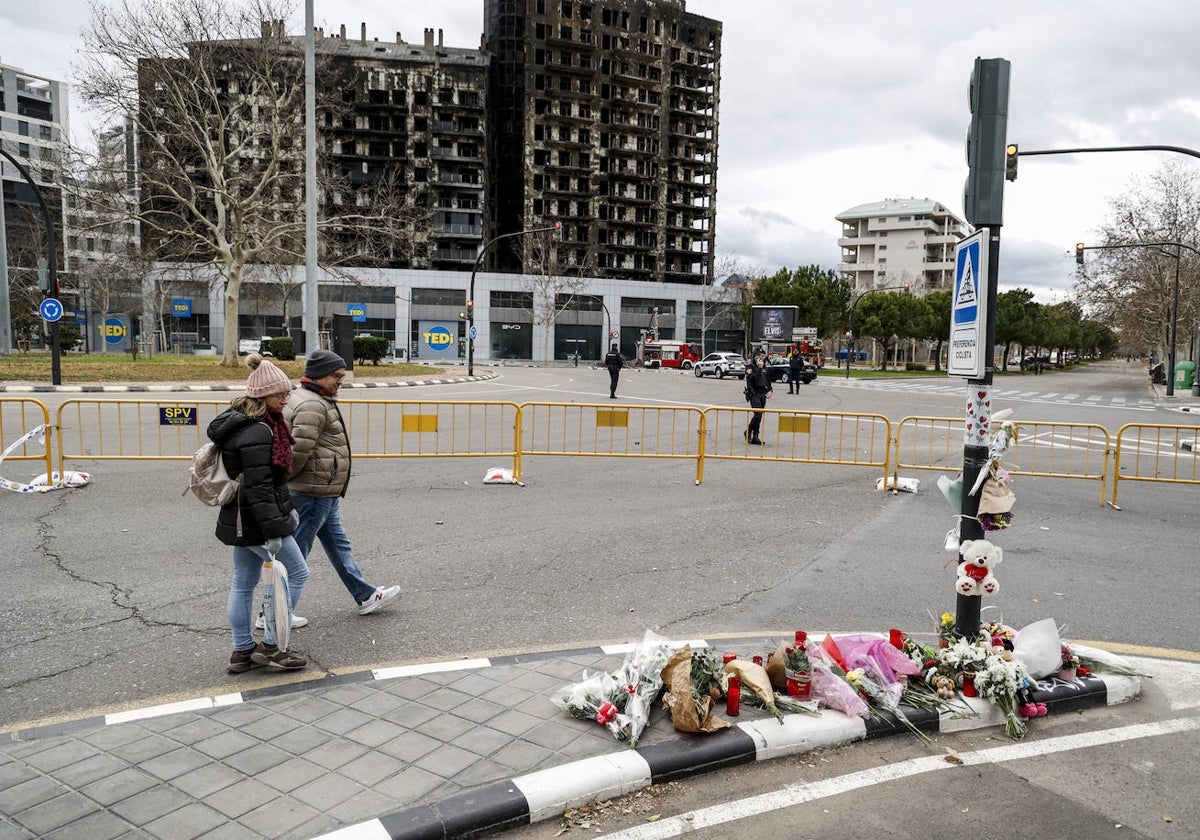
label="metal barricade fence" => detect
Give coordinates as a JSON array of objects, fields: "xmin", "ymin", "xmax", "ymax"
[
  {"xmin": 336, "ymin": 399, "xmax": 522, "ymax": 478},
  {"xmin": 0, "ymin": 397, "xmax": 53, "ymax": 478},
  {"xmin": 519, "ymin": 401, "xmax": 705, "ymax": 483},
  {"xmin": 55, "ymin": 399, "xmax": 229, "ymax": 473},
  {"xmin": 892, "ymin": 416, "xmax": 1111, "ymax": 504},
  {"xmin": 52, "ymin": 397, "xmax": 522, "ymax": 478},
  {"xmin": 697, "ymin": 406, "xmax": 891, "ymax": 485},
  {"xmin": 1110, "ymin": 422, "xmax": 1200, "ymax": 508}
]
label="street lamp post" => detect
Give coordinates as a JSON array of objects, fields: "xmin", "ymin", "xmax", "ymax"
[
  {"xmin": 468, "ymin": 223, "xmax": 561, "ymax": 376},
  {"xmin": 1076, "ymin": 240, "xmax": 1198, "ymax": 396},
  {"xmin": 844, "ymin": 284, "xmax": 911, "ymax": 380},
  {"xmin": 0, "ymin": 148, "xmax": 60, "ymax": 384}
]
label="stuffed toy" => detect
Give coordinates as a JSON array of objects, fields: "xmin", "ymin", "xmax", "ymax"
[
  {"xmin": 956, "ymin": 539, "xmax": 1001, "ymax": 596},
  {"xmin": 931, "ymin": 673, "xmax": 957, "ymax": 700},
  {"xmin": 1017, "ymin": 677, "xmax": 1048, "ymax": 718}
]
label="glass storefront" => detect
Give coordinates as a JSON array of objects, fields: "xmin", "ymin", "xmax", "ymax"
[{"xmin": 491, "ymin": 321, "xmax": 532, "ymax": 360}]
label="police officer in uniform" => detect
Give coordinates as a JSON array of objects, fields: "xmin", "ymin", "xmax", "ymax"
[
  {"xmin": 744, "ymin": 352, "xmax": 773, "ymax": 445},
  {"xmin": 604, "ymin": 344, "xmax": 625, "ymax": 399}
]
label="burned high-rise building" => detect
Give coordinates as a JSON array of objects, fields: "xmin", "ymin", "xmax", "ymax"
[{"xmin": 485, "ymin": 0, "xmax": 721, "ymax": 284}]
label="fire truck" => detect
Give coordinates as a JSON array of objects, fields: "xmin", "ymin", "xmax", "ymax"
[
  {"xmin": 757, "ymin": 335, "xmax": 826, "ymax": 369},
  {"xmin": 639, "ymin": 339, "xmax": 701, "ymax": 369}
]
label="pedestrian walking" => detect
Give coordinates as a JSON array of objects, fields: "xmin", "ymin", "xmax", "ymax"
[
  {"xmin": 604, "ymin": 343, "xmax": 625, "ymax": 399},
  {"xmin": 787, "ymin": 350, "xmax": 803, "ymax": 394},
  {"xmin": 283, "ymin": 350, "xmax": 401, "ymax": 618},
  {"xmin": 744, "ymin": 352, "xmax": 773, "ymax": 445},
  {"xmin": 210, "ymin": 354, "xmax": 310, "ymax": 674}
]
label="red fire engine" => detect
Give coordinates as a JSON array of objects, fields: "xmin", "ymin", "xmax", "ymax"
[{"xmin": 640, "ymin": 339, "xmax": 701, "ymax": 369}]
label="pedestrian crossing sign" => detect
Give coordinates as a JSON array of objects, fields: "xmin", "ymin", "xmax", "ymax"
[{"xmin": 949, "ymin": 228, "xmax": 989, "ymax": 378}]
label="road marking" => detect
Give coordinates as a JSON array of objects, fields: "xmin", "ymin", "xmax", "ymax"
[{"xmin": 597, "ymin": 716, "xmax": 1200, "ymax": 839}]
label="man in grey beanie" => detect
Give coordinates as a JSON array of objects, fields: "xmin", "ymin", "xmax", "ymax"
[{"xmin": 277, "ymin": 350, "xmax": 401, "ymax": 621}]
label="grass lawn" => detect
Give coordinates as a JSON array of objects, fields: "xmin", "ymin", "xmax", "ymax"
[{"xmin": 0, "ymin": 352, "xmax": 447, "ymax": 383}]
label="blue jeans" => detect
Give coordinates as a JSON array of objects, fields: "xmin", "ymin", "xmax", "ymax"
[
  {"xmin": 290, "ymin": 493, "xmax": 376, "ymax": 605},
  {"xmin": 228, "ymin": 538, "xmax": 308, "ymax": 651}
]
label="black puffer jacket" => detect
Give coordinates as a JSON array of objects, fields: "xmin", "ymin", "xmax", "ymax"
[{"xmin": 207, "ymin": 408, "xmax": 296, "ymax": 547}]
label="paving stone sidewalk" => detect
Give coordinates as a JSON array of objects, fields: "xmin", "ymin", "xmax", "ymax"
[{"xmin": 0, "ymin": 636, "xmax": 1138, "ymax": 840}]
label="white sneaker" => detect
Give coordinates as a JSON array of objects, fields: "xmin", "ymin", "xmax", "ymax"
[
  {"xmin": 255, "ymin": 613, "xmax": 309, "ymax": 630},
  {"xmin": 358, "ymin": 585, "xmax": 401, "ymax": 615}
]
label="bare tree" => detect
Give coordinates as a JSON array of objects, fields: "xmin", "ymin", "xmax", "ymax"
[
  {"xmin": 73, "ymin": 0, "xmax": 427, "ymax": 365},
  {"xmin": 1076, "ymin": 159, "xmax": 1200, "ymax": 355},
  {"xmin": 516, "ymin": 229, "xmax": 589, "ymax": 362}
]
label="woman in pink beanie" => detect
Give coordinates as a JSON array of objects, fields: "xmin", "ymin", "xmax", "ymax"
[{"xmin": 206, "ymin": 354, "xmax": 311, "ymax": 673}]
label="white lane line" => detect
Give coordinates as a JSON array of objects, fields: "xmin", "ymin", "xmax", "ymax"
[{"xmin": 596, "ymin": 716, "xmax": 1200, "ymax": 840}]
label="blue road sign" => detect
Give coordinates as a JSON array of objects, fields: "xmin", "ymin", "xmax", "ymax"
[
  {"xmin": 470, "ymin": 325, "xmax": 478, "ymax": 341},
  {"xmin": 38, "ymin": 298, "xmax": 64, "ymax": 323},
  {"xmin": 949, "ymin": 228, "xmax": 989, "ymax": 379}
]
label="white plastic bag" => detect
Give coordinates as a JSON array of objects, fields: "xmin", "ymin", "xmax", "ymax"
[{"xmin": 1012, "ymin": 618, "xmax": 1061, "ymax": 679}]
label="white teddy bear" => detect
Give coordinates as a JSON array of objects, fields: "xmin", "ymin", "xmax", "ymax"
[{"xmin": 956, "ymin": 538, "xmax": 1001, "ymax": 596}]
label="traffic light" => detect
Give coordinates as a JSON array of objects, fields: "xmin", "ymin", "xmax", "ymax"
[
  {"xmin": 963, "ymin": 57, "xmax": 1011, "ymax": 227},
  {"xmin": 902, "ymin": 282, "xmax": 911, "ymax": 295},
  {"xmin": 1005, "ymin": 144, "xmax": 1019, "ymax": 181},
  {"xmin": 1075, "ymin": 243, "xmax": 1085, "ymax": 265}
]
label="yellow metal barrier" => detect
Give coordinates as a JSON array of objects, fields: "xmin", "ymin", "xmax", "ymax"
[
  {"xmin": 892, "ymin": 416, "xmax": 1111, "ymax": 504},
  {"xmin": 55, "ymin": 399, "xmax": 229, "ymax": 474},
  {"xmin": 336, "ymin": 399, "xmax": 522, "ymax": 479},
  {"xmin": 519, "ymin": 401, "xmax": 705, "ymax": 482},
  {"xmin": 0, "ymin": 397, "xmax": 53, "ymax": 480},
  {"xmin": 698, "ymin": 406, "xmax": 892, "ymax": 484},
  {"xmin": 1110, "ymin": 422, "xmax": 1200, "ymax": 508},
  {"xmin": 53, "ymin": 397, "xmax": 523, "ymax": 480}
]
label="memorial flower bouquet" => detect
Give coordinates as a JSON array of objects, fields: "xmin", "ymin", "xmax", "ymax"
[
  {"xmin": 973, "ymin": 647, "xmax": 1029, "ymax": 739},
  {"xmin": 550, "ymin": 629, "xmax": 672, "ymax": 747}
]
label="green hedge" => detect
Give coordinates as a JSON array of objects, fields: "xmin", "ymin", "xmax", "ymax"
[
  {"xmin": 268, "ymin": 336, "xmax": 296, "ymax": 361},
  {"xmin": 353, "ymin": 336, "xmax": 389, "ymax": 365}
]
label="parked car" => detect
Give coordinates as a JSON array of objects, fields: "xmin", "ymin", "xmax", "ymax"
[
  {"xmin": 764, "ymin": 354, "xmax": 817, "ymax": 385},
  {"xmin": 693, "ymin": 352, "xmax": 747, "ymax": 379}
]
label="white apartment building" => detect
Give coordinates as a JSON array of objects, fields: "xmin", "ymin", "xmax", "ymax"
[
  {"xmin": 0, "ymin": 58, "xmax": 69, "ymax": 267},
  {"xmin": 836, "ymin": 198, "xmax": 969, "ymax": 297}
]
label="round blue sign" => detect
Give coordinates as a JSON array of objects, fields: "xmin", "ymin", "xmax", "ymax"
[
  {"xmin": 38, "ymin": 298, "xmax": 64, "ymax": 323},
  {"xmin": 102, "ymin": 317, "xmax": 127, "ymax": 345}
]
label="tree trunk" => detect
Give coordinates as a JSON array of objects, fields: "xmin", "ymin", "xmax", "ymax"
[{"xmin": 222, "ymin": 270, "xmax": 242, "ymax": 366}]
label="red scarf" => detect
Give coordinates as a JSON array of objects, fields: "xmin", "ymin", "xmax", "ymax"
[
  {"xmin": 265, "ymin": 407, "xmax": 295, "ymax": 474},
  {"xmin": 299, "ymin": 376, "xmax": 337, "ymax": 398}
]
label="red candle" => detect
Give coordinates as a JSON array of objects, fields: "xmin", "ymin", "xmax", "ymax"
[
  {"xmin": 726, "ymin": 676, "xmax": 740, "ymax": 715},
  {"xmin": 752, "ymin": 655, "xmax": 763, "ymax": 667},
  {"xmin": 795, "ymin": 630, "xmax": 807, "ymax": 646},
  {"xmin": 722, "ymin": 652, "xmax": 736, "ymax": 664}
]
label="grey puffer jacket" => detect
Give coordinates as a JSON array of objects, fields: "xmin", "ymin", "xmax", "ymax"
[
  {"xmin": 284, "ymin": 384, "xmax": 351, "ymax": 498},
  {"xmin": 207, "ymin": 408, "xmax": 296, "ymax": 547}
]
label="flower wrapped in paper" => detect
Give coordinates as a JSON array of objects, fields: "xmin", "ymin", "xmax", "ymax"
[
  {"xmin": 549, "ymin": 670, "xmax": 633, "ymax": 741},
  {"xmin": 549, "ymin": 629, "xmax": 672, "ymax": 747},
  {"xmin": 806, "ymin": 643, "xmax": 870, "ymax": 719},
  {"xmin": 659, "ymin": 646, "xmax": 730, "ymax": 734},
  {"xmin": 611, "ymin": 630, "xmax": 673, "ymax": 747}
]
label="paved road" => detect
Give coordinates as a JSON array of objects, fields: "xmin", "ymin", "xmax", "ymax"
[{"xmin": 2, "ymin": 360, "xmax": 1196, "ymax": 729}]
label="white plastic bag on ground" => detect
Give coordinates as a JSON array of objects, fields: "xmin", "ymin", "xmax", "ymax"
[
  {"xmin": 483, "ymin": 467, "xmax": 523, "ymax": 485},
  {"xmin": 1012, "ymin": 618, "xmax": 1061, "ymax": 679},
  {"xmin": 876, "ymin": 476, "xmax": 919, "ymax": 493}
]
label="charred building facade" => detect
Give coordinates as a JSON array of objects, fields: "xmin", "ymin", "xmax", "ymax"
[{"xmin": 485, "ymin": 0, "xmax": 721, "ymax": 284}]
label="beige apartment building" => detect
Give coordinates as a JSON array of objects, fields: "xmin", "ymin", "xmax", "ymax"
[{"xmin": 836, "ymin": 198, "xmax": 969, "ymax": 297}]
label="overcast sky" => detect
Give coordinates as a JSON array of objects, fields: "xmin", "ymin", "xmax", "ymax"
[{"xmin": 6, "ymin": 0, "xmax": 1200, "ymax": 301}]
